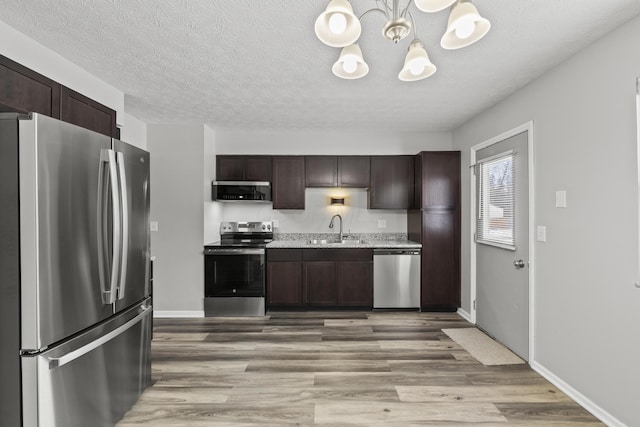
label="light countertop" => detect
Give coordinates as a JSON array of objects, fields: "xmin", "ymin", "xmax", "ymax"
[{"xmin": 266, "ymin": 239, "xmax": 421, "ymax": 249}]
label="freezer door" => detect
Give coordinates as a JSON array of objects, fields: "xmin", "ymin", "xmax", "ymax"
[
  {"xmin": 113, "ymin": 140, "xmax": 151, "ymax": 312},
  {"xmin": 21, "ymin": 300, "xmax": 152, "ymax": 427},
  {"xmin": 19, "ymin": 114, "xmax": 115, "ymax": 350}
]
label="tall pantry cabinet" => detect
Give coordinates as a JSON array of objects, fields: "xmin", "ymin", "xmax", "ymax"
[{"xmin": 408, "ymin": 151, "xmax": 461, "ymax": 311}]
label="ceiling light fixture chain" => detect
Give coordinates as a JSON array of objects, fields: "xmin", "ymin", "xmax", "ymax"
[{"xmin": 315, "ymin": 0, "xmax": 491, "ymax": 81}]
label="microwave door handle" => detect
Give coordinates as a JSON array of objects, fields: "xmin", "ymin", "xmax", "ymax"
[{"xmin": 116, "ymin": 152, "xmax": 129, "ymax": 300}]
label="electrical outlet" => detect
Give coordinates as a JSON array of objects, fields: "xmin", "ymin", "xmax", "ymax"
[
  {"xmin": 377, "ymin": 219, "xmax": 387, "ymax": 229},
  {"xmin": 272, "ymin": 219, "xmax": 279, "ymax": 228},
  {"xmin": 555, "ymin": 190, "xmax": 567, "ymax": 208},
  {"xmin": 536, "ymin": 225, "xmax": 546, "ymax": 242},
  {"xmin": 150, "ymin": 221, "xmax": 158, "ymax": 232}
]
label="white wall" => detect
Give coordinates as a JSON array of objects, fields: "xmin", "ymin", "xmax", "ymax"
[
  {"xmin": 452, "ymin": 15, "xmax": 640, "ymax": 426},
  {"xmin": 120, "ymin": 112, "xmax": 147, "ymax": 150},
  {"xmin": 214, "ymin": 128, "xmax": 451, "ymax": 155},
  {"xmin": 148, "ymin": 124, "xmax": 205, "ymax": 314},
  {"xmin": 0, "ymin": 20, "xmax": 125, "ymax": 127},
  {"xmin": 204, "ymin": 125, "xmax": 223, "ymax": 244}
]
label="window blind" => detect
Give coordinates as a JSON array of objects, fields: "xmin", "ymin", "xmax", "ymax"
[{"xmin": 476, "ymin": 150, "xmax": 516, "ymax": 250}]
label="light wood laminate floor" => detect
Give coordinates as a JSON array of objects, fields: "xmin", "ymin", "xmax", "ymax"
[{"xmin": 118, "ymin": 311, "xmax": 603, "ymax": 426}]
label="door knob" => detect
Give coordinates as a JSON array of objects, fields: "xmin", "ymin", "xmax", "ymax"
[{"xmin": 513, "ymin": 259, "xmax": 526, "ymax": 269}]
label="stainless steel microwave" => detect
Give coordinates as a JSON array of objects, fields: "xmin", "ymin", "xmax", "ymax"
[{"xmin": 212, "ymin": 181, "xmax": 272, "ymax": 202}]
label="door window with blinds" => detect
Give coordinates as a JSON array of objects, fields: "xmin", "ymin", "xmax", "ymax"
[{"xmin": 476, "ymin": 150, "xmax": 516, "ymax": 250}]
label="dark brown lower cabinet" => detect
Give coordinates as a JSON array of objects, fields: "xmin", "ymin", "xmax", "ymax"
[
  {"xmin": 302, "ymin": 248, "xmax": 373, "ymax": 308},
  {"xmin": 422, "ymin": 210, "xmax": 459, "ymax": 310},
  {"xmin": 267, "ymin": 248, "xmax": 373, "ymax": 309},
  {"xmin": 267, "ymin": 249, "xmax": 302, "ymax": 307},
  {"xmin": 303, "ymin": 262, "xmax": 337, "ymax": 306},
  {"xmin": 337, "ymin": 262, "xmax": 373, "ymax": 306}
]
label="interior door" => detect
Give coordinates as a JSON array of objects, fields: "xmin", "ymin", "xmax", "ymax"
[
  {"xmin": 475, "ymin": 131, "xmax": 529, "ymax": 360},
  {"xmin": 113, "ymin": 140, "xmax": 150, "ymax": 312}
]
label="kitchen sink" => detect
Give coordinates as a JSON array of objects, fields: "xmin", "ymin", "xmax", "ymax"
[{"xmin": 307, "ymin": 239, "xmax": 366, "ymax": 245}]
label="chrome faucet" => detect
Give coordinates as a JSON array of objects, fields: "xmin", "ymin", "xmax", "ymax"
[{"xmin": 329, "ymin": 214, "xmax": 343, "ymax": 241}]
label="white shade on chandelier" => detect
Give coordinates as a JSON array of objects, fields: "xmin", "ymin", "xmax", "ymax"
[
  {"xmin": 440, "ymin": 1, "xmax": 491, "ymax": 49},
  {"xmin": 314, "ymin": 0, "xmax": 362, "ymax": 48},
  {"xmin": 398, "ymin": 40, "xmax": 436, "ymax": 81},
  {"xmin": 332, "ymin": 44, "xmax": 370, "ymax": 79},
  {"xmin": 314, "ymin": 0, "xmax": 491, "ymax": 81},
  {"xmin": 413, "ymin": 0, "xmax": 457, "ymax": 13}
]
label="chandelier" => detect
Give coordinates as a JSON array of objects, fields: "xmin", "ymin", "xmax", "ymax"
[{"xmin": 314, "ymin": 0, "xmax": 491, "ymax": 81}]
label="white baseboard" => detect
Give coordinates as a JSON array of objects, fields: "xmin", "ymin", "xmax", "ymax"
[
  {"xmin": 531, "ymin": 361, "xmax": 624, "ymax": 427},
  {"xmin": 153, "ymin": 310, "xmax": 204, "ymax": 318},
  {"xmin": 457, "ymin": 307, "xmax": 473, "ymax": 323}
]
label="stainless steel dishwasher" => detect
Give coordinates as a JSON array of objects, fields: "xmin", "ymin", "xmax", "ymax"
[{"xmin": 373, "ymin": 248, "xmax": 421, "ymax": 309}]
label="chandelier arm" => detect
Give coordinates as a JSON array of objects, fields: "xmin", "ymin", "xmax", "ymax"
[
  {"xmin": 407, "ymin": 10, "xmax": 419, "ymax": 39},
  {"xmin": 358, "ymin": 7, "xmax": 390, "ymax": 21},
  {"xmin": 376, "ymin": 0, "xmax": 392, "ymax": 14},
  {"xmin": 399, "ymin": 0, "xmax": 414, "ymax": 18}
]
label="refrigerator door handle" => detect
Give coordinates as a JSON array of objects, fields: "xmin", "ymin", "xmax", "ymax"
[
  {"xmin": 108, "ymin": 149, "xmax": 121, "ymax": 304},
  {"xmin": 46, "ymin": 304, "xmax": 151, "ymax": 369},
  {"xmin": 97, "ymin": 149, "xmax": 109, "ymax": 304},
  {"xmin": 116, "ymin": 151, "xmax": 129, "ymax": 300}
]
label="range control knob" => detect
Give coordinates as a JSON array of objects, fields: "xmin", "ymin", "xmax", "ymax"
[{"xmin": 261, "ymin": 224, "xmax": 266, "ymax": 230}]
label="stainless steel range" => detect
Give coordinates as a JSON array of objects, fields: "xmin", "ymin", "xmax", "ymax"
[{"xmin": 204, "ymin": 221, "xmax": 273, "ymax": 316}]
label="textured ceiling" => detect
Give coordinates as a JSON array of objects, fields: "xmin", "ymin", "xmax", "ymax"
[{"xmin": 1, "ymin": 0, "xmax": 640, "ymax": 131}]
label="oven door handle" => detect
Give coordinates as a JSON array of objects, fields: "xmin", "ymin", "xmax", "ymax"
[{"xmin": 204, "ymin": 249, "xmax": 265, "ymax": 255}]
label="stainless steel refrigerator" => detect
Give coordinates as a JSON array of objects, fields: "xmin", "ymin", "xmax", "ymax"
[{"xmin": 0, "ymin": 113, "xmax": 152, "ymax": 427}]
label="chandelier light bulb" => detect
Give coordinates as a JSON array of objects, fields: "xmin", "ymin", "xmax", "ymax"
[
  {"xmin": 328, "ymin": 13, "xmax": 348, "ymax": 34},
  {"xmin": 342, "ymin": 55, "xmax": 358, "ymax": 73},
  {"xmin": 454, "ymin": 16, "xmax": 476, "ymax": 39},
  {"xmin": 409, "ymin": 58, "xmax": 428, "ymax": 76}
]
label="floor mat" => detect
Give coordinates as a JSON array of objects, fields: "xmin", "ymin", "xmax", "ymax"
[{"xmin": 442, "ymin": 328, "xmax": 525, "ymax": 366}]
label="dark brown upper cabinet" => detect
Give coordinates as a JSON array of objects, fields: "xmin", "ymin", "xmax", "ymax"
[
  {"xmin": 305, "ymin": 156, "xmax": 337, "ymax": 187},
  {"xmin": 414, "ymin": 151, "xmax": 461, "ymax": 210},
  {"xmin": 60, "ymin": 86, "xmax": 120, "ymax": 139},
  {"xmin": 272, "ymin": 156, "xmax": 305, "ymax": 210},
  {"xmin": 305, "ymin": 155, "xmax": 370, "ymax": 188},
  {"xmin": 338, "ymin": 156, "xmax": 370, "ymax": 188},
  {"xmin": 0, "ymin": 55, "xmax": 60, "ymax": 118},
  {"xmin": 369, "ymin": 155, "xmax": 415, "ymax": 209},
  {"xmin": 216, "ymin": 155, "xmax": 272, "ymax": 182},
  {"xmin": 0, "ymin": 55, "xmax": 119, "ymax": 139}
]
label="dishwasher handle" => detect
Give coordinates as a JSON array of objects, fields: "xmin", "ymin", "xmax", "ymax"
[{"xmin": 374, "ymin": 249, "xmax": 421, "ymax": 256}]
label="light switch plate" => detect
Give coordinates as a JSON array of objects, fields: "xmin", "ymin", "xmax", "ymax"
[
  {"xmin": 377, "ymin": 219, "xmax": 387, "ymax": 229},
  {"xmin": 150, "ymin": 221, "xmax": 158, "ymax": 232},
  {"xmin": 536, "ymin": 225, "xmax": 546, "ymax": 242},
  {"xmin": 555, "ymin": 190, "xmax": 567, "ymax": 208}
]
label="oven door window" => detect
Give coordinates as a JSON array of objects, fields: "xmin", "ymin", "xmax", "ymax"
[{"xmin": 205, "ymin": 252, "xmax": 265, "ymax": 297}]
